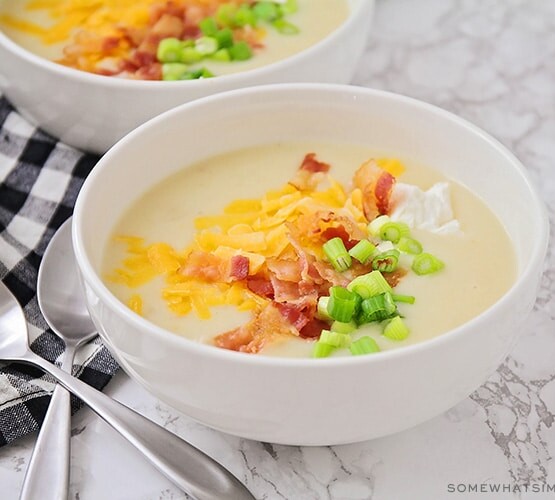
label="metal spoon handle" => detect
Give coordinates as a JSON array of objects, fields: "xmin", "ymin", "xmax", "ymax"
[
  {"xmin": 20, "ymin": 352, "xmax": 254, "ymax": 500},
  {"xmin": 19, "ymin": 346, "xmax": 76, "ymax": 500}
]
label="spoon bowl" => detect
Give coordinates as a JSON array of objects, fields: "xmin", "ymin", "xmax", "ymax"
[{"xmin": 37, "ymin": 219, "xmax": 96, "ymax": 339}]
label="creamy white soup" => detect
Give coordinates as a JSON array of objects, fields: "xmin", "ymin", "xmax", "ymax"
[
  {"xmin": 0, "ymin": 0, "xmax": 349, "ymax": 79},
  {"xmin": 101, "ymin": 143, "xmax": 516, "ymax": 358}
]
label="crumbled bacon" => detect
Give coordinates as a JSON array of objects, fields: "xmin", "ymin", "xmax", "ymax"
[
  {"xmin": 229, "ymin": 255, "xmax": 249, "ymax": 281},
  {"xmin": 274, "ymin": 300, "xmax": 317, "ymax": 333},
  {"xmin": 354, "ymin": 160, "xmax": 397, "ymax": 220},
  {"xmin": 299, "ymin": 318, "xmax": 329, "ymax": 339},
  {"xmin": 214, "ymin": 304, "xmax": 297, "ymax": 353},
  {"xmin": 300, "ymin": 153, "xmax": 331, "ymax": 173},
  {"xmin": 246, "ymin": 275, "xmax": 274, "ymax": 299},
  {"xmin": 321, "ymin": 226, "xmax": 359, "ymax": 250},
  {"xmin": 383, "ymin": 268, "xmax": 407, "ymax": 288},
  {"xmin": 179, "ymin": 251, "xmax": 223, "ymax": 282}
]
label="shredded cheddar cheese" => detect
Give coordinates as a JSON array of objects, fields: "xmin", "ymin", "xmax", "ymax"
[{"xmin": 109, "ymin": 157, "xmax": 406, "ymax": 322}]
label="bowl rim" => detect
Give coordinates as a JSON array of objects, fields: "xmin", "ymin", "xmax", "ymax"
[
  {"xmin": 72, "ymin": 83, "xmax": 550, "ymax": 368},
  {"xmin": 0, "ymin": 0, "xmax": 373, "ymax": 89}
]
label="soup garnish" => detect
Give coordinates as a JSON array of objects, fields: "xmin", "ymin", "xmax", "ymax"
[
  {"xmin": 107, "ymin": 154, "xmax": 453, "ymax": 357},
  {"xmin": 0, "ymin": 0, "xmax": 344, "ymax": 80}
]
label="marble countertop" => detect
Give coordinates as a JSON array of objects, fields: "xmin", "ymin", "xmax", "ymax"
[{"xmin": 1, "ymin": 0, "xmax": 554, "ymax": 498}]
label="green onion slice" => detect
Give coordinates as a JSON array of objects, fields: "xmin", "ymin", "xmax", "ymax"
[
  {"xmin": 383, "ymin": 316, "xmax": 409, "ymax": 341},
  {"xmin": 313, "ymin": 341, "xmax": 334, "ymax": 358},
  {"xmin": 371, "ymin": 249, "xmax": 400, "ymax": 273},
  {"xmin": 253, "ymin": 1, "xmax": 280, "ymax": 21},
  {"xmin": 331, "ymin": 320, "xmax": 357, "ymax": 334},
  {"xmin": 161, "ymin": 62, "xmax": 189, "ymax": 81},
  {"xmin": 323, "ymin": 237, "xmax": 352, "ymax": 272},
  {"xmin": 379, "ymin": 221, "xmax": 410, "ymax": 243},
  {"xmin": 272, "ymin": 18, "xmax": 299, "ymax": 34},
  {"xmin": 327, "ymin": 286, "xmax": 359, "ymax": 322},
  {"xmin": 391, "ymin": 293, "xmax": 415, "ymax": 304},
  {"xmin": 229, "ymin": 41, "xmax": 253, "ymax": 61},
  {"xmin": 347, "ymin": 270, "xmax": 392, "ymax": 299},
  {"xmin": 199, "ymin": 17, "xmax": 219, "ymax": 36},
  {"xmin": 397, "ymin": 236, "xmax": 423, "ymax": 255},
  {"xmin": 316, "ymin": 296, "xmax": 331, "ymax": 321},
  {"xmin": 358, "ymin": 292, "xmax": 397, "ymax": 324},
  {"xmin": 195, "ymin": 36, "xmax": 219, "ymax": 55},
  {"xmin": 157, "ymin": 38, "xmax": 184, "ymax": 63},
  {"xmin": 412, "ymin": 252, "xmax": 445, "ymax": 275},
  {"xmin": 348, "ymin": 239, "xmax": 376, "ymax": 264},
  {"xmin": 367, "ymin": 215, "xmax": 391, "ymax": 236},
  {"xmin": 350, "ymin": 336, "xmax": 380, "ymax": 356},
  {"xmin": 319, "ymin": 330, "xmax": 351, "ymax": 348}
]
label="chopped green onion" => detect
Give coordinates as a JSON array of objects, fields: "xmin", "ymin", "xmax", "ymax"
[
  {"xmin": 234, "ymin": 4, "xmax": 257, "ymax": 27},
  {"xmin": 327, "ymin": 286, "xmax": 359, "ymax": 322},
  {"xmin": 157, "ymin": 38, "xmax": 184, "ymax": 63},
  {"xmin": 253, "ymin": 1, "xmax": 280, "ymax": 21},
  {"xmin": 199, "ymin": 17, "xmax": 219, "ymax": 36},
  {"xmin": 331, "ymin": 320, "xmax": 357, "ymax": 334},
  {"xmin": 368, "ymin": 215, "xmax": 390, "ymax": 236},
  {"xmin": 358, "ymin": 292, "xmax": 397, "ymax": 324},
  {"xmin": 313, "ymin": 341, "xmax": 334, "ymax": 358},
  {"xmin": 397, "ymin": 236, "xmax": 423, "ymax": 255},
  {"xmin": 278, "ymin": 0, "xmax": 299, "ymax": 15},
  {"xmin": 229, "ymin": 41, "xmax": 253, "ymax": 61},
  {"xmin": 348, "ymin": 239, "xmax": 376, "ymax": 264},
  {"xmin": 180, "ymin": 67, "xmax": 214, "ymax": 80},
  {"xmin": 161, "ymin": 62, "xmax": 189, "ymax": 81},
  {"xmin": 391, "ymin": 293, "xmax": 415, "ymax": 304},
  {"xmin": 215, "ymin": 28, "xmax": 234, "ymax": 49},
  {"xmin": 272, "ymin": 18, "xmax": 300, "ymax": 34},
  {"xmin": 412, "ymin": 252, "xmax": 445, "ymax": 275},
  {"xmin": 216, "ymin": 4, "xmax": 237, "ymax": 26},
  {"xmin": 323, "ymin": 237, "xmax": 352, "ymax": 272},
  {"xmin": 383, "ymin": 316, "xmax": 409, "ymax": 341},
  {"xmin": 350, "ymin": 336, "xmax": 380, "ymax": 356},
  {"xmin": 195, "ymin": 36, "xmax": 219, "ymax": 55},
  {"xmin": 211, "ymin": 48, "xmax": 232, "ymax": 62},
  {"xmin": 180, "ymin": 46, "xmax": 203, "ymax": 64},
  {"xmin": 319, "ymin": 330, "xmax": 351, "ymax": 348},
  {"xmin": 316, "ymin": 296, "xmax": 331, "ymax": 321},
  {"xmin": 371, "ymin": 249, "xmax": 400, "ymax": 273},
  {"xmin": 347, "ymin": 270, "xmax": 391, "ymax": 299},
  {"xmin": 379, "ymin": 221, "xmax": 410, "ymax": 243}
]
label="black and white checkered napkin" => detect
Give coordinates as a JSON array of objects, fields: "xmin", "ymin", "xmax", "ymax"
[{"xmin": 0, "ymin": 95, "xmax": 119, "ymax": 447}]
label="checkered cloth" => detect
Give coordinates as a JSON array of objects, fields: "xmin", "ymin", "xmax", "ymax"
[{"xmin": 0, "ymin": 95, "xmax": 120, "ymax": 447}]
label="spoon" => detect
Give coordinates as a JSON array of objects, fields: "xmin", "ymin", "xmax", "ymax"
[
  {"xmin": 0, "ymin": 228, "xmax": 253, "ymax": 500},
  {"xmin": 20, "ymin": 218, "xmax": 98, "ymax": 499}
]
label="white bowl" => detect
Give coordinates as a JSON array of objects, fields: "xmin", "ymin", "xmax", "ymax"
[
  {"xmin": 72, "ymin": 84, "xmax": 549, "ymax": 445},
  {"xmin": 0, "ymin": 0, "xmax": 373, "ymax": 154}
]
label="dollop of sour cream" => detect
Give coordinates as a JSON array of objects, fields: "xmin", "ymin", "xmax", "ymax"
[{"xmin": 389, "ymin": 182, "xmax": 461, "ymax": 234}]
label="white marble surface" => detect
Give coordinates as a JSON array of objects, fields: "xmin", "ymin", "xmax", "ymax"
[{"xmin": 1, "ymin": 0, "xmax": 555, "ymax": 498}]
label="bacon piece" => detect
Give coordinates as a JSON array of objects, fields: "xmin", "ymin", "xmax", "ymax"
[
  {"xmin": 274, "ymin": 300, "xmax": 317, "ymax": 333},
  {"xmin": 375, "ymin": 171, "xmax": 395, "ymax": 215},
  {"xmin": 179, "ymin": 251, "xmax": 223, "ymax": 282},
  {"xmin": 246, "ymin": 275, "xmax": 274, "ymax": 299},
  {"xmin": 270, "ymin": 276, "xmax": 300, "ymax": 303},
  {"xmin": 214, "ymin": 304, "xmax": 297, "ymax": 353},
  {"xmin": 354, "ymin": 159, "xmax": 396, "ymax": 220},
  {"xmin": 300, "ymin": 153, "xmax": 331, "ymax": 173},
  {"xmin": 289, "ymin": 153, "xmax": 330, "ymax": 191},
  {"xmin": 229, "ymin": 255, "xmax": 249, "ymax": 281},
  {"xmin": 383, "ymin": 268, "xmax": 407, "ymax": 288},
  {"xmin": 321, "ymin": 226, "xmax": 359, "ymax": 250},
  {"xmin": 266, "ymin": 258, "xmax": 302, "ymax": 282},
  {"xmin": 299, "ymin": 318, "xmax": 329, "ymax": 339}
]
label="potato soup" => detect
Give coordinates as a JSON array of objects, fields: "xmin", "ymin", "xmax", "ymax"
[
  {"xmin": 101, "ymin": 143, "xmax": 516, "ymax": 358},
  {"xmin": 0, "ymin": 0, "xmax": 349, "ymax": 80}
]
